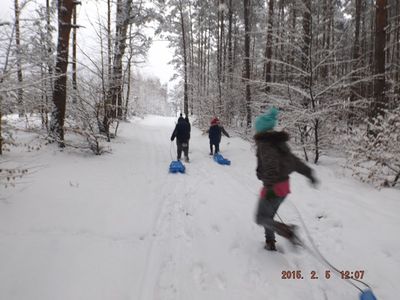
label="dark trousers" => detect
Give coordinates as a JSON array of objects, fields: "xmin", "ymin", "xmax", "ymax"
[
  {"xmin": 210, "ymin": 143, "xmax": 219, "ymax": 154},
  {"xmin": 255, "ymin": 195, "xmax": 285, "ymax": 241},
  {"xmin": 177, "ymin": 141, "xmax": 189, "ymax": 160}
]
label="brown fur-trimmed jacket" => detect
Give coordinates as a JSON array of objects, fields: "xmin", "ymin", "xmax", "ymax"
[{"xmin": 254, "ymin": 131, "xmax": 315, "ymax": 189}]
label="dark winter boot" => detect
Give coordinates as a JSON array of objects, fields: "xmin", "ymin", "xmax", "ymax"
[
  {"xmin": 185, "ymin": 156, "xmax": 190, "ymax": 162},
  {"xmin": 265, "ymin": 239, "xmax": 277, "ymax": 251}
]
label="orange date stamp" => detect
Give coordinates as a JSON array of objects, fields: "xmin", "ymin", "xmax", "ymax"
[{"xmin": 281, "ymin": 270, "xmax": 365, "ymax": 280}]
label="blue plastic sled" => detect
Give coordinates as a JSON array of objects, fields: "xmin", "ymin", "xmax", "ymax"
[
  {"xmin": 360, "ymin": 290, "xmax": 377, "ymax": 300},
  {"xmin": 169, "ymin": 160, "xmax": 185, "ymax": 173},
  {"xmin": 214, "ymin": 153, "xmax": 231, "ymax": 165}
]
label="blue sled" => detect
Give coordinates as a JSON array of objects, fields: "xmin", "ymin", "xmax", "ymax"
[
  {"xmin": 214, "ymin": 153, "xmax": 231, "ymax": 165},
  {"xmin": 360, "ymin": 289, "xmax": 377, "ymax": 300},
  {"xmin": 169, "ymin": 160, "xmax": 185, "ymax": 173}
]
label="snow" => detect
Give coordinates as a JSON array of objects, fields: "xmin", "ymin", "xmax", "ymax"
[{"xmin": 1, "ymin": 115, "xmax": 399, "ymax": 300}]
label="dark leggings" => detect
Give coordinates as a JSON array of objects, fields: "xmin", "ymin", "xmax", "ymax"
[
  {"xmin": 255, "ymin": 195, "xmax": 285, "ymax": 241},
  {"xmin": 177, "ymin": 141, "xmax": 189, "ymax": 160},
  {"xmin": 210, "ymin": 143, "xmax": 219, "ymax": 154}
]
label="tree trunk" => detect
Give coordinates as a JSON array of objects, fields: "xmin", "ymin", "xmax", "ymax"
[
  {"xmin": 371, "ymin": 0, "xmax": 387, "ymax": 118},
  {"xmin": 351, "ymin": 0, "xmax": 362, "ymax": 102},
  {"xmin": 14, "ymin": 0, "xmax": 23, "ymax": 116},
  {"xmin": 50, "ymin": 0, "xmax": 75, "ymax": 146},
  {"xmin": 72, "ymin": 5, "xmax": 77, "ymax": 103},
  {"xmin": 227, "ymin": 0, "xmax": 233, "ymax": 89},
  {"xmin": 189, "ymin": 3, "xmax": 194, "ymax": 115},
  {"xmin": 301, "ymin": 0, "xmax": 311, "ymax": 107},
  {"xmin": 264, "ymin": 0, "xmax": 274, "ymax": 94},
  {"xmin": 218, "ymin": 0, "xmax": 225, "ymax": 115},
  {"xmin": 197, "ymin": 16, "xmax": 203, "ymax": 99},
  {"xmin": 107, "ymin": 0, "xmax": 112, "ymax": 82},
  {"xmin": 289, "ymin": 4, "xmax": 296, "ymax": 81},
  {"xmin": 206, "ymin": 21, "xmax": 211, "ymax": 96},
  {"xmin": 243, "ymin": 0, "xmax": 252, "ymax": 128},
  {"xmin": 179, "ymin": 0, "xmax": 189, "ymax": 116},
  {"xmin": 103, "ymin": 0, "xmax": 132, "ymax": 137},
  {"xmin": 44, "ymin": 0, "xmax": 52, "ymax": 129},
  {"xmin": 314, "ymin": 118, "xmax": 319, "ymax": 163},
  {"xmin": 300, "ymin": 0, "xmax": 312, "ymax": 160},
  {"xmin": 369, "ymin": 1, "xmax": 375, "ymax": 96},
  {"xmin": 124, "ymin": 23, "xmax": 133, "ymax": 120},
  {"xmin": 349, "ymin": 0, "xmax": 362, "ymax": 126},
  {"xmin": 396, "ymin": 0, "xmax": 400, "ymax": 103}
]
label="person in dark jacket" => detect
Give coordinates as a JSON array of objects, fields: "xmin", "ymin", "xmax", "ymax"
[
  {"xmin": 208, "ymin": 117, "xmax": 230, "ymax": 155},
  {"xmin": 254, "ymin": 107, "xmax": 318, "ymax": 251},
  {"xmin": 171, "ymin": 115, "xmax": 191, "ymax": 162}
]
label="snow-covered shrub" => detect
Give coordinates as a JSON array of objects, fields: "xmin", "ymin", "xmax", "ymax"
[
  {"xmin": 346, "ymin": 107, "xmax": 400, "ymax": 187},
  {"xmin": 67, "ymin": 97, "xmax": 108, "ymax": 155}
]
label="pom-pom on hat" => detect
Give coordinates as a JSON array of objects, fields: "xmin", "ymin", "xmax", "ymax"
[
  {"xmin": 255, "ymin": 107, "xmax": 279, "ymax": 133},
  {"xmin": 211, "ymin": 117, "xmax": 219, "ymax": 125}
]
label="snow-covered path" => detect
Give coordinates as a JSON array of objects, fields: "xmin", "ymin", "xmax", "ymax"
[{"xmin": 1, "ymin": 115, "xmax": 399, "ymax": 300}]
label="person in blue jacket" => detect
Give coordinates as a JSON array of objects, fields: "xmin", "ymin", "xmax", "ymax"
[
  {"xmin": 208, "ymin": 117, "xmax": 230, "ymax": 155},
  {"xmin": 171, "ymin": 115, "xmax": 191, "ymax": 162}
]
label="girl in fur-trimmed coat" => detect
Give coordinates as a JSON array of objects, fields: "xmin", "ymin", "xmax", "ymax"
[{"xmin": 254, "ymin": 107, "xmax": 318, "ymax": 251}]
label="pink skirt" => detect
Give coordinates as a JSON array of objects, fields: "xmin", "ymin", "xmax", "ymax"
[{"xmin": 260, "ymin": 180, "xmax": 291, "ymax": 198}]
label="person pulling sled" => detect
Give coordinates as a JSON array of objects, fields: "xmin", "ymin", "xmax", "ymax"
[
  {"xmin": 254, "ymin": 107, "xmax": 318, "ymax": 251},
  {"xmin": 207, "ymin": 117, "xmax": 230, "ymax": 155},
  {"xmin": 171, "ymin": 114, "xmax": 191, "ymax": 162}
]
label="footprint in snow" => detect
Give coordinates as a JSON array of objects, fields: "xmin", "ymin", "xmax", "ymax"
[
  {"xmin": 200, "ymin": 198, "xmax": 208, "ymax": 205},
  {"xmin": 382, "ymin": 249, "xmax": 392, "ymax": 258},
  {"xmin": 156, "ymin": 257, "xmax": 178, "ymax": 300},
  {"xmin": 215, "ymin": 274, "xmax": 227, "ymax": 290},
  {"xmin": 245, "ymin": 270, "xmax": 261, "ymax": 287},
  {"xmin": 211, "ymin": 224, "xmax": 220, "ymax": 233},
  {"xmin": 155, "ymin": 283, "xmax": 177, "ymax": 300},
  {"xmin": 192, "ymin": 263, "xmax": 208, "ymax": 289},
  {"xmin": 229, "ymin": 241, "xmax": 241, "ymax": 255},
  {"xmin": 332, "ymin": 221, "xmax": 343, "ymax": 228}
]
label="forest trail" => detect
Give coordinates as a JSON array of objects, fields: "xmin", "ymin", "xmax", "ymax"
[{"xmin": 0, "ymin": 115, "xmax": 399, "ymax": 300}]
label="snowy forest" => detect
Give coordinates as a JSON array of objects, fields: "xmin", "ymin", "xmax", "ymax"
[
  {"xmin": 0, "ymin": 0, "xmax": 399, "ymax": 187},
  {"xmin": 1, "ymin": 0, "xmax": 400, "ymax": 299}
]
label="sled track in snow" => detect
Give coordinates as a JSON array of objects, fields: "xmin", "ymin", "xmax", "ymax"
[{"xmin": 133, "ymin": 126, "xmax": 197, "ymax": 300}]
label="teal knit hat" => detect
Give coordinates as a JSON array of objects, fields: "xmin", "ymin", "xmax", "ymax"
[{"xmin": 255, "ymin": 107, "xmax": 279, "ymax": 133}]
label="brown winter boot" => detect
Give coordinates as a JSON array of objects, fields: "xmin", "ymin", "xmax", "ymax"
[{"xmin": 265, "ymin": 239, "xmax": 277, "ymax": 251}]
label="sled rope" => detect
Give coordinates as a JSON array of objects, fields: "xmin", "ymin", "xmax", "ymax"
[
  {"xmin": 170, "ymin": 141, "xmax": 175, "ymax": 161},
  {"xmin": 277, "ymin": 201, "xmax": 371, "ymax": 293}
]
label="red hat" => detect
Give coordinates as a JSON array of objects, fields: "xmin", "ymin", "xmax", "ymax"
[{"xmin": 211, "ymin": 117, "xmax": 219, "ymax": 125}]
